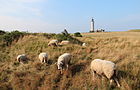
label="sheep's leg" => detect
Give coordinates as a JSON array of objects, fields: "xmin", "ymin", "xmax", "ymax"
[
  {"xmin": 41, "ymin": 60, "xmax": 43, "ymax": 63},
  {"xmin": 42, "ymin": 57, "xmax": 45, "ymax": 63},
  {"xmin": 92, "ymin": 71, "xmax": 96, "ymax": 81},
  {"xmin": 45, "ymin": 57, "xmax": 48, "ymax": 63},
  {"xmin": 60, "ymin": 69, "xmax": 63, "ymax": 74},
  {"xmin": 43, "ymin": 57, "xmax": 46, "ymax": 63},
  {"xmin": 114, "ymin": 78, "xmax": 120, "ymax": 87},
  {"xmin": 18, "ymin": 58, "xmax": 20, "ymax": 62},
  {"xmin": 66, "ymin": 64, "xmax": 69, "ymax": 70},
  {"xmin": 113, "ymin": 70, "xmax": 120, "ymax": 87},
  {"xmin": 46, "ymin": 59, "xmax": 48, "ymax": 63},
  {"xmin": 55, "ymin": 42, "xmax": 58, "ymax": 46},
  {"xmin": 43, "ymin": 58, "xmax": 45, "ymax": 63},
  {"xmin": 20, "ymin": 59, "xmax": 24, "ymax": 64},
  {"xmin": 109, "ymin": 79, "xmax": 113, "ymax": 86}
]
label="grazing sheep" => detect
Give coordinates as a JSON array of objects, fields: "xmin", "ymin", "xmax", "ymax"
[
  {"xmin": 57, "ymin": 53, "xmax": 72, "ymax": 74},
  {"xmin": 90, "ymin": 59, "xmax": 120, "ymax": 87},
  {"xmin": 39, "ymin": 52, "xmax": 48, "ymax": 63},
  {"xmin": 60, "ymin": 40, "xmax": 70, "ymax": 45},
  {"xmin": 17, "ymin": 54, "xmax": 28, "ymax": 64},
  {"xmin": 48, "ymin": 39, "xmax": 58, "ymax": 46},
  {"xmin": 82, "ymin": 43, "xmax": 86, "ymax": 47}
]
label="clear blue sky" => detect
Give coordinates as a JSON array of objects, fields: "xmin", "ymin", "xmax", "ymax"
[{"xmin": 0, "ymin": 0, "xmax": 140, "ymax": 33}]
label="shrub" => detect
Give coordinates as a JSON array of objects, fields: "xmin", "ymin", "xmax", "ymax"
[
  {"xmin": 2, "ymin": 30, "xmax": 26, "ymax": 46},
  {"xmin": 0, "ymin": 30, "xmax": 6, "ymax": 35},
  {"xmin": 55, "ymin": 34, "xmax": 69, "ymax": 41},
  {"xmin": 30, "ymin": 33, "xmax": 39, "ymax": 36},
  {"xmin": 43, "ymin": 33, "xmax": 56, "ymax": 39},
  {"xmin": 55, "ymin": 33, "xmax": 83, "ymax": 45},
  {"xmin": 74, "ymin": 32, "xmax": 82, "ymax": 37}
]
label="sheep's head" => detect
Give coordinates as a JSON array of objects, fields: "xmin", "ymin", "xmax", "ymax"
[{"xmin": 57, "ymin": 62, "xmax": 63, "ymax": 70}]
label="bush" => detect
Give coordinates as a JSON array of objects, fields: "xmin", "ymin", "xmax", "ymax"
[
  {"xmin": 55, "ymin": 33, "xmax": 83, "ymax": 45},
  {"xmin": 74, "ymin": 32, "xmax": 82, "ymax": 37},
  {"xmin": 43, "ymin": 33, "xmax": 56, "ymax": 39},
  {"xmin": 2, "ymin": 30, "xmax": 26, "ymax": 46},
  {"xmin": 55, "ymin": 34, "xmax": 69, "ymax": 41},
  {"xmin": 0, "ymin": 30, "xmax": 6, "ymax": 35}
]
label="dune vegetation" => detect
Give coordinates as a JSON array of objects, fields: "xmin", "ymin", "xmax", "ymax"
[
  {"xmin": 0, "ymin": 31, "xmax": 140, "ymax": 90},
  {"xmin": 127, "ymin": 29, "xmax": 140, "ymax": 32}
]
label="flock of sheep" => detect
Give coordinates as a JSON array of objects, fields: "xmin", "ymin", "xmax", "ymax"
[{"xmin": 16, "ymin": 39, "xmax": 120, "ymax": 87}]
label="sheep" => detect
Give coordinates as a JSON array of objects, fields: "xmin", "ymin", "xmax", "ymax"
[
  {"xmin": 48, "ymin": 39, "xmax": 58, "ymax": 47},
  {"xmin": 90, "ymin": 59, "xmax": 120, "ymax": 87},
  {"xmin": 17, "ymin": 54, "xmax": 28, "ymax": 64},
  {"xmin": 60, "ymin": 40, "xmax": 70, "ymax": 45},
  {"xmin": 39, "ymin": 52, "xmax": 48, "ymax": 63},
  {"xmin": 57, "ymin": 53, "xmax": 72, "ymax": 74},
  {"xmin": 82, "ymin": 43, "xmax": 86, "ymax": 47}
]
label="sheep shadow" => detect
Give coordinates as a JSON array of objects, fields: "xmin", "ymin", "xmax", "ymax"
[
  {"xmin": 47, "ymin": 59, "xmax": 54, "ymax": 65},
  {"xmin": 118, "ymin": 70, "xmax": 140, "ymax": 89},
  {"xmin": 117, "ymin": 62, "xmax": 136, "ymax": 81},
  {"xmin": 117, "ymin": 70, "xmax": 135, "ymax": 80},
  {"xmin": 18, "ymin": 58, "xmax": 30, "ymax": 64},
  {"xmin": 70, "ymin": 63, "xmax": 85, "ymax": 76}
]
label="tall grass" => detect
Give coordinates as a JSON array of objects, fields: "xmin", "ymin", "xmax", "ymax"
[{"xmin": 0, "ymin": 32, "xmax": 140, "ymax": 90}]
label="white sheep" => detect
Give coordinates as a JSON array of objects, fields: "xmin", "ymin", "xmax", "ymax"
[
  {"xmin": 17, "ymin": 54, "xmax": 28, "ymax": 64},
  {"xmin": 48, "ymin": 39, "xmax": 58, "ymax": 46},
  {"xmin": 57, "ymin": 53, "xmax": 72, "ymax": 74},
  {"xmin": 60, "ymin": 40, "xmax": 70, "ymax": 45},
  {"xmin": 90, "ymin": 59, "xmax": 120, "ymax": 87},
  {"xmin": 82, "ymin": 43, "xmax": 86, "ymax": 47},
  {"xmin": 39, "ymin": 52, "xmax": 48, "ymax": 63}
]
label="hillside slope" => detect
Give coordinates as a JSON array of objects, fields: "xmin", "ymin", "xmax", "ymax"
[
  {"xmin": 128, "ymin": 29, "xmax": 140, "ymax": 32},
  {"xmin": 0, "ymin": 32, "xmax": 140, "ymax": 90}
]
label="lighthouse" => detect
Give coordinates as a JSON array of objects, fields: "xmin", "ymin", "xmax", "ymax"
[{"xmin": 90, "ymin": 18, "xmax": 94, "ymax": 32}]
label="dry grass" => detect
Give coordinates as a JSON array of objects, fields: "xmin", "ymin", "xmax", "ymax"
[
  {"xmin": 128, "ymin": 29, "xmax": 140, "ymax": 32},
  {"xmin": 0, "ymin": 32, "xmax": 140, "ymax": 90}
]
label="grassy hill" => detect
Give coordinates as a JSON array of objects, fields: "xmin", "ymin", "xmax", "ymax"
[
  {"xmin": 127, "ymin": 29, "xmax": 140, "ymax": 32},
  {"xmin": 0, "ymin": 31, "xmax": 140, "ymax": 90}
]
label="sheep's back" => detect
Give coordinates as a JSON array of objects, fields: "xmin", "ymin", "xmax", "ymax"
[
  {"xmin": 39, "ymin": 53, "xmax": 48, "ymax": 60},
  {"xmin": 49, "ymin": 40, "xmax": 58, "ymax": 44},
  {"xmin": 90, "ymin": 59, "xmax": 104, "ymax": 75},
  {"xmin": 58, "ymin": 53, "xmax": 71, "ymax": 63},
  {"xmin": 17, "ymin": 55, "xmax": 27, "ymax": 61},
  {"xmin": 102, "ymin": 60, "xmax": 116, "ymax": 79},
  {"xmin": 60, "ymin": 41, "xmax": 70, "ymax": 45}
]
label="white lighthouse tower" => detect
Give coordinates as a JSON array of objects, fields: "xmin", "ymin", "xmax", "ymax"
[{"xmin": 90, "ymin": 18, "xmax": 94, "ymax": 32}]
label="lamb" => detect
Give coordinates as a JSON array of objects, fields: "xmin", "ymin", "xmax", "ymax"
[
  {"xmin": 48, "ymin": 39, "xmax": 58, "ymax": 46},
  {"xmin": 90, "ymin": 59, "xmax": 120, "ymax": 87},
  {"xmin": 57, "ymin": 53, "xmax": 72, "ymax": 74},
  {"xmin": 60, "ymin": 40, "xmax": 70, "ymax": 45},
  {"xmin": 39, "ymin": 52, "xmax": 48, "ymax": 63},
  {"xmin": 17, "ymin": 54, "xmax": 28, "ymax": 64}
]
